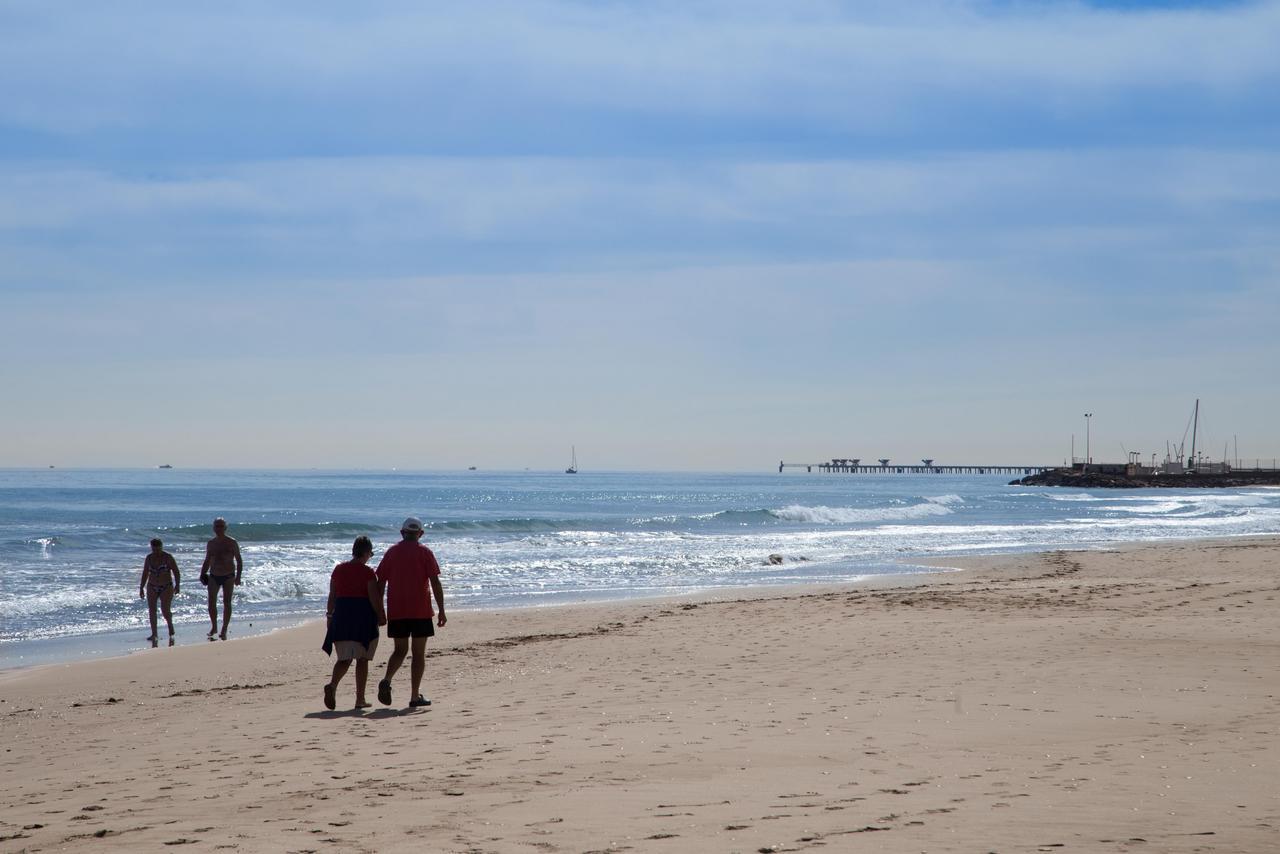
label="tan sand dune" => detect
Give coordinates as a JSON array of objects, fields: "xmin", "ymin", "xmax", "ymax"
[{"xmin": 2, "ymin": 537, "xmax": 1278, "ymax": 852}]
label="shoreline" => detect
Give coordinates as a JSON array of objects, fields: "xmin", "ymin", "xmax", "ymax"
[
  {"xmin": 3, "ymin": 536, "xmax": 1278, "ymax": 851},
  {"xmin": 0, "ymin": 613, "xmax": 315, "ymax": 675},
  {"xmin": 0, "ymin": 568, "xmax": 934, "ymax": 676},
  {"xmin": 5, "ymin": 532, "xmax": 1275, "ymax": 674}
]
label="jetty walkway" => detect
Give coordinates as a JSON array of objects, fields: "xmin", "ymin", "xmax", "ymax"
[{"xmin": 780, "ymin": 459, "xmax": 1053, "ymax": 475}]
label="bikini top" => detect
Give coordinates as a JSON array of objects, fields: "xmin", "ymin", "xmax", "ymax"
[{"xmin": 147, "ymin": 554, "xmax": 173, "ymax": 578}]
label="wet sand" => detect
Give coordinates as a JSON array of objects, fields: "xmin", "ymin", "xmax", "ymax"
[{"xmin": 2, "ymin": 537, "xmax": 1278, "ymax": 852}]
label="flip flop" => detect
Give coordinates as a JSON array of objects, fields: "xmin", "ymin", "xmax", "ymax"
[
  {"xmin": 409, "ymin": 695, "xmax": 431, "ymax": 708},
  {"xmin": 377, "ymin": 679, "xmax": 392, "ymax": 706},
  {"xmin": 323, "ymin": 683, "xmax": 336, "ymax": 711}
]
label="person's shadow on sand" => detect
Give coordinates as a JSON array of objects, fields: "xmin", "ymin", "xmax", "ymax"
[{"xmin": 303, "ymin": 708, "xmax": 427, "ymax": 720}]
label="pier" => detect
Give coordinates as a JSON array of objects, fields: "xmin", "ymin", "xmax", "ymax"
[{"xmin": 779, "ymin": 458, "xmax": 1053, "ymax": 475}]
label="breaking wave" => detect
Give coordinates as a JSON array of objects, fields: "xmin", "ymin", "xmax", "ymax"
[{"xmin": 769, "ymin": 499, "xmax": 958, "ymax": 525}]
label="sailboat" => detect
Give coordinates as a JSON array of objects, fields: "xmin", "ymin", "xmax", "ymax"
[{"xmin": 565, "ymin": 446, "xmax": 578, "ymax": 474}]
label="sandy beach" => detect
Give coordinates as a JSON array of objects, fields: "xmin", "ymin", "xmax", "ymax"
[{"xmin": 2, "ymin": 537, "xmax": 1277, "ymax": 853}]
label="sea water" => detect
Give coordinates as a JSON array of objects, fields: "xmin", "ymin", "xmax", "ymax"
[{"xmin": 1, "ymin": 468, "xmax": 1277, "ymax": 667}]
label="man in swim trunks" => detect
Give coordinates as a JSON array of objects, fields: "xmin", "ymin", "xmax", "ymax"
[
  {"xmin": 139, "ymin": 537, "xmax": 180, "ymax": 646},
  {"xmin": 200, "ymin": 517, "xmax": 243, "ymax": 640},
  {"xmin": 373, "ymin": 517, "xmax": 446, "ymax": 708}
]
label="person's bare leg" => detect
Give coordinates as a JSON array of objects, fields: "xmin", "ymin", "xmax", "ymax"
[
  {"xmin": 384, "ymin": 637, "xmax": 409, "ymax": 683},
  {"xmin": 355, "ymin": 659, "xmax": 369, "ymax": 706},
  {"xmin": 219, "ymin": 582, "xmax": 232, "ymax": 639},
  {"xmin": 146, "ymin": 588, "xmax": 159, "ymax": 642},
  {"xmin": 160, "ymin": 588, "xmax": 175, "ymax": 638},
  {"xmin": 324, "ymin": 659, "xmax": 350, "ymax": 710},
  {"xmin": 409, "ymin": 636, "xmax": 428, "ymax": 699},
  {"xmin": 378, "ymin": 638, "xmax": 407, "ymax": 706},
  {"xmin": 329, "ymin": 659, "xmax": 351, "ymax": 688},
  {"xmin": 207, "ymin": 583, "xmax": 218, "ymax": 636}
]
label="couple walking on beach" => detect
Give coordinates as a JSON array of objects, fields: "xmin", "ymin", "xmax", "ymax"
[
  {"xmin": 322, "ymin": 517, "xmax": 446, "ymax": 711},
  {"xmin": 138, "ymin": 517, "xmax": 243, "ymax": 647}
]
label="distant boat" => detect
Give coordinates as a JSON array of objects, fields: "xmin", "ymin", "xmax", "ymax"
[
  {"xmin": 565, "ymin": 446, "xmax": 578, "ymax": 474},
  {"xmin": 468, "ymin": 466, "xmax": 477, "ymax": 471},
  {"xmin": 158, "ymin": 464, "xmax": 173, "ymax": 469}
]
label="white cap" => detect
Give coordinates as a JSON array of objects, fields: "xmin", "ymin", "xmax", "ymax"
[{"xmin": 401, "ymin": 517, "xmax": 425, "ymax": 534}]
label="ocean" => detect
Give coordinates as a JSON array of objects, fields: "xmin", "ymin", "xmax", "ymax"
[{"xmin": 2, "ymin": 468, "xmax": 1277, "ymax": 668}]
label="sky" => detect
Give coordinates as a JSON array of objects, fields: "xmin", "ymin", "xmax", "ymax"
[{"xmin": 1, "ymin": 0, "xmax": 1277, "ymax": 471}]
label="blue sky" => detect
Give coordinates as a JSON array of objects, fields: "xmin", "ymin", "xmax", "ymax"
[{"xmin": 1, "ymin": 1, "xmax": 1277, "ymax": 469}]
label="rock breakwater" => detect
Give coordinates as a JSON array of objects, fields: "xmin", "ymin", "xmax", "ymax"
[{"xmin": 1012, "ymin": 469, "xmax": 1280, "ymax": 489}]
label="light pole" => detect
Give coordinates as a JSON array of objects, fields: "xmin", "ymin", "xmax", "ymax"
[{"xmin": 1084, "ymin": 413, "xmax": 1093, "ymax": 472}]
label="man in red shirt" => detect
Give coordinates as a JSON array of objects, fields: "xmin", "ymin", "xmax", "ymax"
[{"xmin": 374, "ymin": 517, "xmax": 446, "ymax": 708}]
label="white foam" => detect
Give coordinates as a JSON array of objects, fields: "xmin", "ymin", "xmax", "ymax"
[{"xmin": 772, "ymin": 501, "xmax": 955, "ymax": 525}]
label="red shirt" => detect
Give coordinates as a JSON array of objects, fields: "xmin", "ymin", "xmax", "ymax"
[
  {"xmin": 376, "ymin": 540, "xmax": 441, "ymax": 620},
  {"xmin": 331, "ymin": 560, "xmax": 375, "ymax": 598}
]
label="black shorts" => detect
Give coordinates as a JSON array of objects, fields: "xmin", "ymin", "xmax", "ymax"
[
  {"xmin": 386, "ymin": 618, "xmax": 435, "ymax": 639},
  {"xmin": 207, "ymin": 574, "xmax": 235, "ymax": 591}
]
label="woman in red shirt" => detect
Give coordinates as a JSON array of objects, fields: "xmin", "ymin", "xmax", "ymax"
[{"xmin": 321, "ymin": 536, "xmax": 386, "ymax": 710}]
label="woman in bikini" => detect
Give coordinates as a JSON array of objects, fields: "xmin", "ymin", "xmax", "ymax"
[{"xmin": 139, "ymin": 538, "xmax": 181, "ymax": 646}]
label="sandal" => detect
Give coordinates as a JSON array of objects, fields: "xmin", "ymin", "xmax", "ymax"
[
  {"xmin": 377, "ymin": 679, "xmax": 392, "ymax": 706},
  {"xmin": 323, "ymin": 683, "xmax": 336, "ymax": 711}
]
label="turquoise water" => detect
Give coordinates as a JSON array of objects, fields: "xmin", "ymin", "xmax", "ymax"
[{"xmin": 2, "ymin": 468, "xmax": 1277, "ymax": 666}]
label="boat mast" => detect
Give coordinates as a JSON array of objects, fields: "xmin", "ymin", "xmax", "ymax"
[{"xmin": 1189, "ymin": 398, "xmax": 1199, "ymax": 471}]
